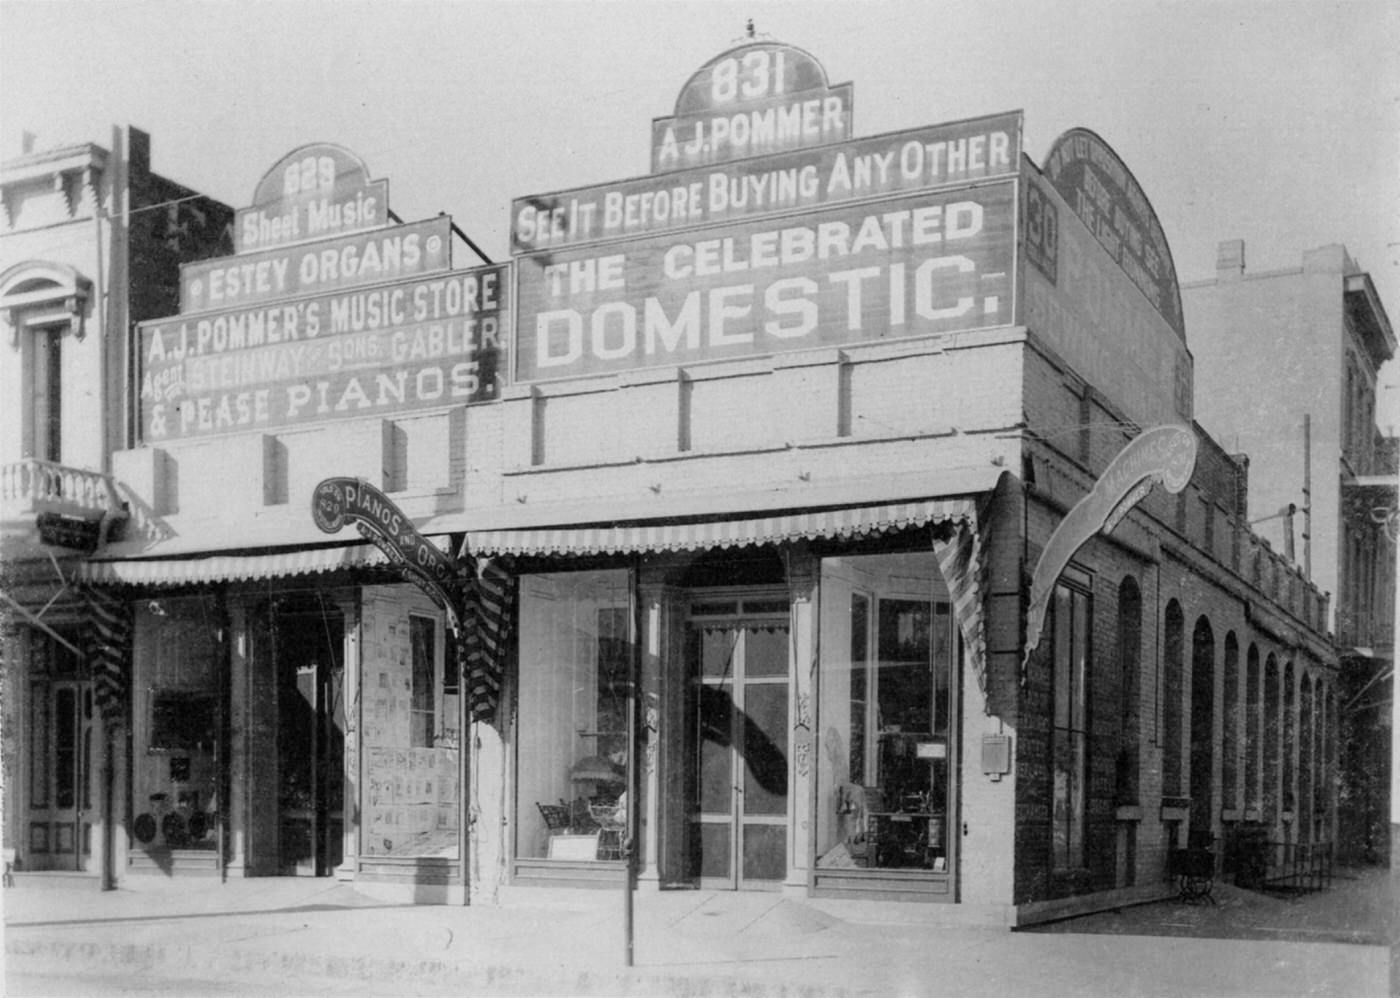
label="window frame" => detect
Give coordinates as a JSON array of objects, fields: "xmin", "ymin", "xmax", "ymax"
[
  {"xmin": 408, "ymin": 612, "xmax": 440, "ymax": 749},
  {"xmin": 1050, "ymin": 568, "xmax": 1092, "ymax": 872}
]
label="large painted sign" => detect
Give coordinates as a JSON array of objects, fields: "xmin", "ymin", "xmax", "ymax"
[
  {"xmin": 1042, "ymin": 129, "xmax": 1183, "ymax": 340},
  {"xmin": 138, "ymin": 265, "xmax": 508, "ymax": 441},
  {"xmin": 515, "ymin": 182, "xmax": 1015, "ymax": 382},
  {"xmin": 1023, "ymin": 424, "xmax": 1198, "ymax": 664},
  {"xmin": 651, "ymin": 42, "xmax": 853, "ymax": 173},
  {"xmin": 514, "ymin": 111, "xmax": 1021, "ymax": 253},
  {"xmin": 234, "ymin": 144, "xmax": 390, "ymax": 254},
  {"xmin": 182, "ymin": 216, "xmax": 451, "ymax": 312},
  {"xmin": 1021, "ymin": 162, "xmax": 1192, "ymax": 427}
]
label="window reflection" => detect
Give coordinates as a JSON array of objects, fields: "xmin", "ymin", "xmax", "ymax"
[
  {"xmin": 817, "ymin": 553, "xmax": 954, "ymax": 873},
  {"xmin": 516, "ymin": 570, "xmax": 632, "ymax": 861}
]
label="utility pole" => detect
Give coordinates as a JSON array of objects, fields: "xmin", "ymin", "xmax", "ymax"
[{"xmin": 1390, "ymin": 495, "xmax": 1398, "ymax": 995}]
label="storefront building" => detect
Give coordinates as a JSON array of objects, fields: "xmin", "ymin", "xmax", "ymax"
[{"xmin": 7, "ymin": 43, "xmax": 1338, "ymax": 925}]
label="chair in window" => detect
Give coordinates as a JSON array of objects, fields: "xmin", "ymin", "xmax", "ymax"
[
  {"xmin": 536, "ymin": 801, "xmax": 573, "ymax": 837},
  {"xmin": 588, "ymin": 797, "xmax": 625, "ymax": 860}
]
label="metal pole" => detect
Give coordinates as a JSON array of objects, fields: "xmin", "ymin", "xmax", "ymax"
[
  {"xmin": 101, "ymin": 728, "xmax": 115, "ymax": 889},
  {"xmin": 623, "ymin": 567, "xmax": 640, "ymax": 967},
  {"xmin": 1389, "ymin": 486, "xmax": 1399, "ymax": 995},
  {"xmin": 459, "ymin": 628, "xmax": 472, "ymax": 906}
]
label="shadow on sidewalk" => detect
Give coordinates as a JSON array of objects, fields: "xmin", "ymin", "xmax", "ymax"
[
  {"xmin": 1023, "ymin": 865, "xmax": 1392, "ymax": 946},
  {"xmin": 12, "ymin": 900, "xmax": 414, "ymax": 930}
]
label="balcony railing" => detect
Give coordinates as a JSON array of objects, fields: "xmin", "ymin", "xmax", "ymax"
[{"xmin": 1, "ymin": 459, "xmax": 123, "ymax": 518}]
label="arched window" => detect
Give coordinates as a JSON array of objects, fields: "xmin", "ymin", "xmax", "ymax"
[
  {"xmin": 1162, "ymin": 601, "xmax": 1185, "ymax": 796},
  {"xmin": 1264, "ymin": 653, "xmax": 1279, "ymax": 822},
  {"xmin": 0, "ymin": 260, "xmax": 92, "ymax": 464},
  {"xmin": 1299, "ymin": 674, "xmax": 1314, "ymax": 841},
  {"xmin": 1189, "ymin": 617, "xmax": 1215, "ymax": 837},
  {"xmin": 1222, "ymin": 633, "xmax": 1240, "ymax": 811},
  {"xmin": 1245, "ymin": 644, "xmax": 1260, "ymax": 812},
  {"xmin": 1116, "ymin": 577, "xmax": 1142, "ymax": 805},
  {"xmin": 1050, "ymin": 572, "xmax": 1092, "ymax": 871},
  {"xmin": 1283, "ymin": 661, "xmax": 1296, "ymax": 819},
  {"xmin": 1323, "ymin": 688, "xmax": 1337, "ymax": 841}
]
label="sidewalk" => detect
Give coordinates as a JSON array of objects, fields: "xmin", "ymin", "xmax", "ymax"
[
  {"xmin": 3, "ymin": 870, "xmax": 1390, "ymax": 997},
  {"xmin": 1027, "ymin": 864, "xmax": 1394, "ymax": 946}
]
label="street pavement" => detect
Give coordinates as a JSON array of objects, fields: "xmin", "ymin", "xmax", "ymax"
[{"xmin": 3, "ymin": 866, "xmax": 1391, "ymax": 997}]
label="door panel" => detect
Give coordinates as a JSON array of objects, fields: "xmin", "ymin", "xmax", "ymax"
[
  {"xmin": 29, "ymin": 680, "xmax": 95, "ymax": 871},
  {"xmin": 275, "ymin": 606, "xmax": 345, "ymax": 876},
  {"xmin": 688, "ymin": 600, "xmax": 790, "ymax": 890},
  {"xmin": 698, "ymin": 683, "xmax": 734, "ymax": 814},
  {"xmin": 741, "ymin": 681, "xmax": 788, "ymax": 816}
]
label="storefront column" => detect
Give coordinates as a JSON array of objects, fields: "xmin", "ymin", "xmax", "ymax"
[
  {"xmin": 335, "ymin": 595, "xmax": 360, "ymax": 881},
  {"xmin": 638, "ymin": 576, "xmax": 685, "ymax": 889},
  {"xmin": 635, "ymin": 581, "xmax": 663, "ymax": 888},
  {"xmin": 225, "ymin": 602, "xmax": 251, "ymax": 876},
  {"xmin": 786, "ymin": 546, "xmax": 818, "ymax": 893}
]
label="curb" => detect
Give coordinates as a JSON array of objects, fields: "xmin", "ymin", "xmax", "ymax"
[{"xmin": 6, "ymin": 937, "xmax": 865, "ymax": 998}]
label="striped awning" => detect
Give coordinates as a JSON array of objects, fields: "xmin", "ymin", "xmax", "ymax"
[
  {"xmin": 75, "ymin": 542, "xmax": 404, "ymax": 586},
  {"xmin": 463, "ymin": 498, "xmax": 976, "ymax": 557}
]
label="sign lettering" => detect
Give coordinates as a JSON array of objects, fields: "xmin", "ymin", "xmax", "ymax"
[
  {"xmin": 1043, "ymin": 129, "xmax": 1183, "ymax": 339},
  {"xmin": 235, "ymin": 144, "xmax": 390, "ymax": 254},
  {"xmin": 652, "ymin": 42, "xmax": 854, "ymax": 172},
  {"xmin": 515, "ymin": 112, "xmax": 1022, "ymax": 252},
  {"xmin": 515, "ymin": 184, "xmax": 1015, "ymax": 382},
  {"xmin": 183, "ymin": 216, "xmax": 451, "ymax": 312},
  {"xmin": 139, "ymin": 265, "xmax": 508, "ymax": 441},
  {"xmin": 312, "ymin": 477, "xmax": 466, "ymax": 628}
]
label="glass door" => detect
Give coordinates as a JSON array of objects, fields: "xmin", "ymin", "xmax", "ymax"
[
  {"xmin": 275, "ymin": 604, "xmax": 345, "ymax": 876},
  {"xmin": 688, "ymin": 595, "xmax": 790, "ymax": 889}
]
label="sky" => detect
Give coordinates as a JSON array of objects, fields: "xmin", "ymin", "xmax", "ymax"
[{"xmin": 3, "ymin": 0, "xmax": 1398, "ymax": 422}]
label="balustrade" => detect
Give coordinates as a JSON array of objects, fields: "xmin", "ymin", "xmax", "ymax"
[{"xmin": 1, "ymin": 458, "xmax": 121, "ymax": 516}]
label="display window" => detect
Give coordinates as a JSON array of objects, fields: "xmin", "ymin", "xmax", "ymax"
[
  {"xmin": 816, "ymin": 552, "xmax": 956, "ymax": 874},
  {"xmin": 515, "ymin": 569, "xmax": 632, "ymax": 862},
  {"xmin": 133, "ymin": 598, "xmax": 222, "ymax": 855},
  {"xmin": 360, "ymin": 590, "xmax": 456, "ymax": 860}
]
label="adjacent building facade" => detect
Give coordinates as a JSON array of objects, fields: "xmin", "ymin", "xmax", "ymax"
[
  {"xmin": 1183, "ymin": 241, "xmax": 1397, "ymax": 862},
  {"xmin": 0, "ymin": 127, "xmax": 232, "ymax": 876},
  {"xmin": 2, "ymin": 44, "xmax": 1340, "ymax": 924}
]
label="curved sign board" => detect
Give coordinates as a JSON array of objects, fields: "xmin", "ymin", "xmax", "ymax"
[
  {"xmin": 312, "ymin": 476, "xmax": 466, "ymax": 628},
  {"xmin": 1042, "ymin": 129, "xmax": 1183, "ymax": 341},
  {"xmin": 652, "ymin": 41, "xmax": 853, "ymax": 173},
  {"xmin": 1023, "ymin": 424, "xmax": 1198, "ymax": 665},
  {"xmin": 235, "ymin": 144, "xmax": 390, "ymax": 254}
]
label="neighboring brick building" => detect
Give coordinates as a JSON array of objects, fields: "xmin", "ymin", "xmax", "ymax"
[
  {"xmin": 0, "ymin": 128, "xmax": 231, "ymax": 881},
  {"xmin": 5, "ymin": 44, "xmax": 1339, "ymax": 927},
  {"xmin": 1182, "ymin": 241, "xmax": 1395, "ymax": 863}
]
